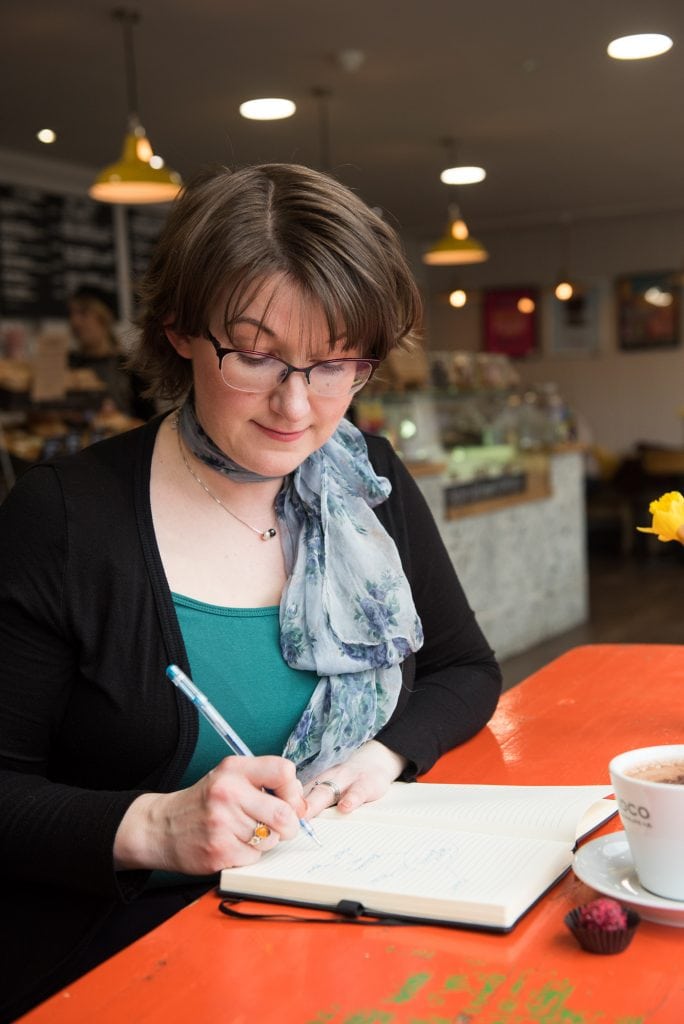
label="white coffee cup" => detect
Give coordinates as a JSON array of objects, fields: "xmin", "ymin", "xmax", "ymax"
[{"xmin": 609, "ymin": 744, "xmax": 684, "ymax": 901}]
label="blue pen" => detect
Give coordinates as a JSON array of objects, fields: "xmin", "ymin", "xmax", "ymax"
[{"xmin": 166, "ymin": 664, "xmax": 321, "ymax": 846}]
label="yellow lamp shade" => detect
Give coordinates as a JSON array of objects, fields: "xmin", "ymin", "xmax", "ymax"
[
  {"xmin": 423, "ymin": 201, "xmax": 488, "ymax": 266},
  {"xmin": 89, "ymin": 130, "xmax": 182, "ymax": 204},
  {"xmin": 422, "ymin": 229, "xmax": 488, "ymax": 265}
]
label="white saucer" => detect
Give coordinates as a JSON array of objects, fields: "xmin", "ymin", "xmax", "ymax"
[{"xmin": 573, "ymin": 832, "xmax": 684, "ymax": 927}]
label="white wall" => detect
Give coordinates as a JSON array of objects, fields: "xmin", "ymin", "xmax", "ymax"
[{"xmin": 419, "ymin": 209, "xmax": 684, "ymax": 457}]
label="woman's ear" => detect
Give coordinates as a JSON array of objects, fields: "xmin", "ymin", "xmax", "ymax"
[{"xmin": 164, "ymin": 323, "xmax": 193, "ymax": 359}]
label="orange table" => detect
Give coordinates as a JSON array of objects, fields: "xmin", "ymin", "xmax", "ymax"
[{"xmin": 18, "ymin": 645, "xmax": 684, "ymax": 1023}]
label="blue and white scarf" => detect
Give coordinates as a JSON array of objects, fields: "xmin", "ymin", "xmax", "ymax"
[{"xmin": 178, "ymin": 403, "xmax": 423, "ymax": 783}]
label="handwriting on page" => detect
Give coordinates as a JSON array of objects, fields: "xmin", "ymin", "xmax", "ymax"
[{"xmin": 228, "ymin": 820, "xmax": 569, "ymax": 901}]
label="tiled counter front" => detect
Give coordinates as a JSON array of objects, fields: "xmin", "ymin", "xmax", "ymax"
[{"xmin": 415, "ymin": 451, "xmax": 588, "ymax": 661}]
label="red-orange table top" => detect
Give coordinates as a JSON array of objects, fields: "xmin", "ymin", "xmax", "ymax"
[{"xmin": 18, "ymin": 645, "xmax": 684, "ymax": 1024}]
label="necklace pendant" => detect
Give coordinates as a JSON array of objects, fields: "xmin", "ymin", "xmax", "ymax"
[{"xmin": 177, "ymin": 428, "xmax": 278, "ymax": 541}]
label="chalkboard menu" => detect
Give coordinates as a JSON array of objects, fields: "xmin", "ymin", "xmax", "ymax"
[
  {"xmin": 0, "ymin": 184, "xmax": 117, "ymax": 318},
  {"xmin": 128, "ymin": 206, "xmax": 168, "ymax": 296},
  {"xmin": 445, "ymin": 472, "xmax": 527, "ymax": 510}
]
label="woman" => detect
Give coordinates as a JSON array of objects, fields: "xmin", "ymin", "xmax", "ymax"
[
  {"xmin": 0, "ymin": 164, "xmax": 501, "ymax": 1020},
  {"xmin": 67, "ymin": 284, "xmax": 154, "ymax": 420}
]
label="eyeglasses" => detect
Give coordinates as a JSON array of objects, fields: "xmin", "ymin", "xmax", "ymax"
[{"xmin": 206, "ymin": 331, "xmax": 379, "ymax": 397}]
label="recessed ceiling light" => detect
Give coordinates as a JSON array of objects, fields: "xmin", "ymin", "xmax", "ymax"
[
  {"xmin": 36, "ymin": 128, "xmax": 57, "ymax": 144},
  {"xmin": 239, "ymin": 98, "xmax": 296, "ymax": 121},
  {"xmin": 607, "ymin": 33, "xmax": 673, "ymax": 60},
  {"xmin": 440, "ymin": 165, "xmax": 486, "ymax": 185}
]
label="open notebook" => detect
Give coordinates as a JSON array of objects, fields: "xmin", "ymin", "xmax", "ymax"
[{"xmin": 219, "ymin": 782, "xmax": 615, "ymax": 932}]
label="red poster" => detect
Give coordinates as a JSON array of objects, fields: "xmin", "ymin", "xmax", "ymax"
[{"xmin": 483, "ymin": 288, "xmax": 538, "ymax": 357}]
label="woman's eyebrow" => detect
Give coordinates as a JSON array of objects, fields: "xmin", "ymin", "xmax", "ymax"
[
  {"xmin": 230, "ymin": 316, "xmax": 348, "ymax": 347},
  {"xmin": 229, "ymin": 316, "xmax": 276, "ymax": 337}
]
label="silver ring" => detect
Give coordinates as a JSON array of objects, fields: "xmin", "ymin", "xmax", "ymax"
[{"xmin": 313, "ymin": 779, "xmax": 342, "ymax": 803}]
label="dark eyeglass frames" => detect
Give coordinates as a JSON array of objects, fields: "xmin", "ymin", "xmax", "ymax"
[{"xmin": 205, "ymin": 330, "xmax": 379, "ymax": 398}]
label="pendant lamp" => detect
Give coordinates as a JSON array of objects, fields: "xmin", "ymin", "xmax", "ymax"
[
  {"xmin": 89, "ymin": 8, "xmax": 182, "ymax": 205},
  {"xmin": 423, "ymin": 137, "xmax": 488, "ymax": 265},
  {"xmin": 448, "ymin": 287, "xmax": 468, "ymax": 308},
  {"xmin": 554, "ymin": 214, "xmax": 576, "ymax": 301},
  {"xmin": 554, "ymin": 279, "xmax": 574, "ymax": 302},
  {"xmin": 422, "ymin": 202, "xmax": 488, "ymax": 265}
]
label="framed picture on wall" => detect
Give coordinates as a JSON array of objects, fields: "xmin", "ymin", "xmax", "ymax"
[
  {"xmin": 549, "ymin": 285, "xmax": 602, "ymax": 355},
  {"xmin": 616, "ymin": 271, "xmax": 680, "ymax": 351},
  {"xmin": 482, "ymin": 287, "xmax": 538, "ymax": 358}
]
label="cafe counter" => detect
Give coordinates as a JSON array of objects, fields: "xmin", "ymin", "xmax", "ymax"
[{"xmin": 409, "ymin": 447, "xmax": 588, "ymax": 661}]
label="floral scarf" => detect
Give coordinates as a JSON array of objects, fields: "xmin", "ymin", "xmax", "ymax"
[{"xmin": 178, "ymin": 403, "xmax": 424, "ymax": 783}]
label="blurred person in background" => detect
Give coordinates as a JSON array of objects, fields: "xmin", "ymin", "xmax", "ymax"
[{"xmin": 68, "ymin": 285, "xmax": 154, "ymax": 420}]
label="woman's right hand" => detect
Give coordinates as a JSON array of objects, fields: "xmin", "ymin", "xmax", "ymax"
[{"xmin": 113, "ymin": 755, "xmax": 306, "ymax": 873}]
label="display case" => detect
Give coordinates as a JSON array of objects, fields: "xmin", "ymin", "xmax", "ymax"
[
  {"xmin": 354, "ymin": 350, "xmax": 578, "ymax": 517},
  {"xmin": 354, "ymin": 352, "xmax": 587, "ymax": 660},
  {"xmin": 0, "ymin": 355, "xmax": 143, "ymax": 493}
]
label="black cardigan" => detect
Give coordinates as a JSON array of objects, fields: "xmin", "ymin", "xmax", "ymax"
[{"xmin": 0, "ymin": 415, "xmax": 501, "ymax": 1019}]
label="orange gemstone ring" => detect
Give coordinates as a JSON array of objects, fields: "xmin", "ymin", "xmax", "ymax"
[{"xmin": 247, "ymin": 821, "xmax": 271, "ymax": 847}]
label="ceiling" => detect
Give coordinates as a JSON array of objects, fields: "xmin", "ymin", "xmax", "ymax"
[{"xmin": 4, "ymin": 0, "xmax": 684, "ymax": 245}]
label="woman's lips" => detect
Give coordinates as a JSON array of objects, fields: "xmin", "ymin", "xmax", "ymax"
[{"xmin": 256, "ymin": 423, "xmax": 308, "ymax": 442}]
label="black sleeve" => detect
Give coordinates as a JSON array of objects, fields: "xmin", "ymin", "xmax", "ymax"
[
  {"xmin": 367, "ymin": 437, "xmax": 502, "ymax": 777},
  {"xmin": 0, "ymin": 466, "xmax": 145, "ymax": 900}
]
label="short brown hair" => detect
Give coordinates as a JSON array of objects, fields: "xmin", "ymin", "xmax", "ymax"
[{"xmin": 130, "ymin": 163, "xmax": 422, "ymax": 401}]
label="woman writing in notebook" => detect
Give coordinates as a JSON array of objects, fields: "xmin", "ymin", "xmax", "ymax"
[{"xmin": 0, "ymin": 164, "xmax": 501, "ymax": 1019}]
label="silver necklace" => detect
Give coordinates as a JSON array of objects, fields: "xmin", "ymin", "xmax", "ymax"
[{"xmin": 177, "ymin": 429, "xmax": 277, "ymax": 541}]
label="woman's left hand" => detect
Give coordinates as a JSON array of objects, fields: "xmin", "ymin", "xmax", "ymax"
[{"xmin": 304, "ymin": 740, "xmax": 407, "ymax": 816}]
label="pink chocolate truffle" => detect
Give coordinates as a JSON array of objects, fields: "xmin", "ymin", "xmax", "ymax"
[{"xmin": 578, "ymin": 897, "xmax": 627, "ymax": 931}]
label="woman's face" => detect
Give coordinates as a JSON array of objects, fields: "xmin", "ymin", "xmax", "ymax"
[
  {"xmin": 167, "ymin": 277, "xmax": 361, "ymax": 477},
  {"xmin": 68, "ymin": 301, "xmax": 111, "ymax": 355}
]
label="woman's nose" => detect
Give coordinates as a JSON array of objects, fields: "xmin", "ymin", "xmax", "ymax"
[{"xmin": 269, "ymin": 369, "xmax": 312, "ymax": 418}]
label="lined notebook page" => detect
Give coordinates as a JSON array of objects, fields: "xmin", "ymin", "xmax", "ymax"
[
  {"xmin": 322, "ymin": 784, "xmax": 614, "ymax": 842},
  {"xmin": 222, "ymin": 818, "xmax": 574, "ymax": 927}
]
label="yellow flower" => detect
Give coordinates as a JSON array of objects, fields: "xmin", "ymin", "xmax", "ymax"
[{"xmin": 636, "ymin": 490, "xmax": 684, "ymax": 542}]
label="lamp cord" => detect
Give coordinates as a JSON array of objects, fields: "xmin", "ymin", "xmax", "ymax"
[
  {"xmin": 312, "ymin": 86, "xmax": 332, "ymax": 172},
  {"xmin": 113, "ymin": 7, "xmax": 140, "ymax": 122}
]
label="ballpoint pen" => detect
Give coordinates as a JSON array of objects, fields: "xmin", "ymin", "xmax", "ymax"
[{"xmin": 166, "ymin": 664, "xmax": 321, "ymax": 846}]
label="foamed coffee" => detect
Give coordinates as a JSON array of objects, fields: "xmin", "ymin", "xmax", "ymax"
[{"xmin": 625, "ymin": 760, "xmax": 684, "ymax": 785}]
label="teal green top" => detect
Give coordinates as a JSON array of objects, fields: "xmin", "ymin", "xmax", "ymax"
[
  {"xmin": 173, "ymin": 593, "xmax": 319, "ymax": 785},
  {"xmin": 148, "ymin": 594, "xmax": 318, "ymax": 888}
]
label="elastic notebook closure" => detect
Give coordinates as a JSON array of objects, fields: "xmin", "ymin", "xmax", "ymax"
[{"xmin": 335, "ymin": 900, "xmax": 366, "ymax": 918}]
